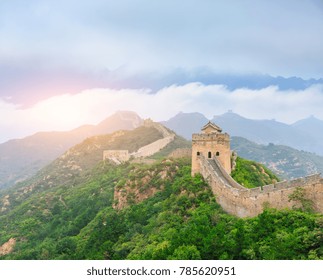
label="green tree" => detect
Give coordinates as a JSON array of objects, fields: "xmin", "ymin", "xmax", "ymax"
[
  {"xmin": 288, "ymin": 187, "xmax": 314, "ymax": 213},
  {"xmin": 169, "ymin": 245, "xmax": 201, "ymax": 260}
]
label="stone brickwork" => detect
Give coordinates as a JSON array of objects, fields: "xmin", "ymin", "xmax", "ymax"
[
  {"xmin": 192, "ymin": 122, "xmax": 323, "ymax": 217},
  {"xmin": 192, "ymin": 122, "xmax": 231, "ymax": 175},
  {"xmin": 197, "ymin": 154, "xmax": 323, "ymax": 218},
  {"xmin": 168, "ymin": 148, "xmax": 192, "ymax": 159},
  {"xmin": 130, "ymin": 135, "xmax": 175, "ymax": 158},
  {"xmin": 103, "ymin": 150, "xmax": 129, "ymax": 164},
  {"xmin": 130, "ymin": 120, "xmax": 175, "ymax": 158},
  {"xmin": 103, "ymin": 120, "xmax": 175, "ymax": 163}
]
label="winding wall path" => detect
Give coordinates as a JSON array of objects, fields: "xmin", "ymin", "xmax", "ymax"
[{"xmin": 198, "ymin": 155, "xmax": 323, "ymax": 217}]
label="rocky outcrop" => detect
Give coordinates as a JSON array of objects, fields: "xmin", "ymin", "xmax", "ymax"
[
  {"xmin": 0, "ymin": 238, "xmax": 16, "ymax": 256},
  {"xmin": 113, "ymin": 160, "xmax": 178, "ymax": 210}
]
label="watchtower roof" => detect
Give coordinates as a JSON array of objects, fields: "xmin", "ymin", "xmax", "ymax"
[{"xmin": 201, "ymin": 121, "xmax": 222, "ymax": 134}]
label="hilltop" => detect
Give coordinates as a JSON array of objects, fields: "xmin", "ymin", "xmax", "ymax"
[
  {"xmin": 0, "ymin": 111, "xmax": 143, "ymax": 190},
  {"xmin": 0, "ymin": 123, "xmax": 189, "ymax": 211}
]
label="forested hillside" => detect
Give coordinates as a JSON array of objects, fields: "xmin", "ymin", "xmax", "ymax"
[
  {"xmin": 231, "ymin": 137, "xmax": 323, "ymax": 179},
  {"xmin": 231, "ymin": 157, "xmax": 280, "ymax": 188},
  {"xmin": 0, "ymin": 158, "xmax": 322, "ymax": 260},
  {"xmin": 0, "ymin": 111, "xmax": 143, "ymax": 190}
]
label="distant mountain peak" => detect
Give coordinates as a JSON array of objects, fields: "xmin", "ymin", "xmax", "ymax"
[
  {"xmin": 221, "ymin": 110, "xmax": 243, "ymax": 117},
  {"xmin": 115, "ymin": 110, "xmax": 141, "ymax": 118},
  {"xmin": 163, "ymin": 110, "xmax": 323, "ymax": 157},
  {"xmin": 161, "ymin": 112, "xmax": 208, "ymax": 139},
  {"xmin": 306, "ymin": 115, "xmax": 321, "ymax": 121},
  {"xmin": 97, "ymin": 111, "xmax": 143, "ymax": 130},
  {"xmin": 213, "ymin": 111, "xmax": 247, "ymax": 121},
  {"xmin": 171, "ymin": 111, "xmax": 206, "ymax": 119},
  {"xmin": 292, "ymin": 115, "xmax": 323, "ymax": 127},
  {"xmin": 0, "ymin": 110, "xmax": 144, "ymax": 190}
]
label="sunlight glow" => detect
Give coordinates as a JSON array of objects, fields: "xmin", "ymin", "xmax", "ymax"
[{"xmin": 1, "ymin": 83, "xmax": 323, "ymax": 143}]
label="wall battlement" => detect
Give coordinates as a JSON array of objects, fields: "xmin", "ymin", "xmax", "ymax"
[
  {"xmin": 197, "ymin": 155, "xmax": 323, "ymax": 217},
  {"xmin": 192, "ymin": 121, "xmax": 323, "ymax": 217},
  {"xmin": 103, "ymin": 120, "xmax": 175, "ymax": 163},
  {"xmin": 192, "ymin": 133, "xmax": 230, "ymax": 142},
  {"xmin": 103, "ymin": 150, "xmax": 129, "ymax": 164},
  {"xmin": 249, "ymin": 174, "xmax": 321, "ymax": 195},
  {"xmin": 192, "ymin": 122, "xmax": 232, "ymax": 175}
]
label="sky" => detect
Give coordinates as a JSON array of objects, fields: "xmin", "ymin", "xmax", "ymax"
[{"xmin": 1, "ymin": 0, "xmax": 323, "ymax": 143}]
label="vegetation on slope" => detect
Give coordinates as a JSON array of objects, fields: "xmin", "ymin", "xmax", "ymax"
[
  {"xmin": 0, "ymin": 158, "xmax": 322, "ymax": 260},
  {"xmin": 149, "ymin": 135, "xmax": 191, "ymax": 159},
  {"xmin": 0, "ymin": 111, "xmax": 143, "ymax": 190},
  {"xmin": 0, "ymin": 126, "xmax": 164, "ymax": 212},
  {"xmin": 231, "ymin": 136, "xmax": 323, "ymax": 179},
  {"xmin": 231, "ymin": 157, "xmax": 280, "ymax": 188}
]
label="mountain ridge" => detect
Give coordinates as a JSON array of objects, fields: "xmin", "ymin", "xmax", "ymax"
[
  {"xmin": 0, "ymin": 111, "xmax": 143, "ymax": 189},
  {"xmin": 2, "ymin": 109, "xmax": 323, "ymax": 190},
  {"xmin": 231, "ymin": 136, "xmax": 323, "ymax": 179},
  {"xmin": 163, "ymin": 111, "xmax": 323, "ymax": 156}
]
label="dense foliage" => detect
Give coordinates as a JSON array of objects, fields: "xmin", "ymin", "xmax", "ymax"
[
  {"xmin": 0, "ymin": 158, "xmax": 321, "ymax": 260},
  {"xmin": 231, "ymin": 157, "xmax": 280, "ymax": 188}
]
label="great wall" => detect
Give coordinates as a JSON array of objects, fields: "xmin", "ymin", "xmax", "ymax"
[
  {"xmin": 192, "ymin": 122, "xmax": 323, "ymax": 217},
  {"xmin": 104, "ymin": 120, "xmax": 323, "ymax": 217},
  {"xmin": 198, "ymin": 155, "xmax": 323, "ymax": 217},
  {"xmin": 103, "ymin": 119, "xmax": 175, "ymax": 164}
]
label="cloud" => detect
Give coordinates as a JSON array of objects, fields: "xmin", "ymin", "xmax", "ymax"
[
  {"xmin": 1, "ymin": 83, "xmax": 323, "ymax": 143},
  {"xmin": 0, "ymin": 0, "xmax": 323, "ymax": 78}
]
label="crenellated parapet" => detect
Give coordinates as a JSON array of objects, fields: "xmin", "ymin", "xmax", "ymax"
[
  {"xmin": 192, "ymin": 121, "xmax": 232, "ymax": 175},
  {"xmin": 196, "ymin": 155, "xmax": 323, "ymax": 217},
  {"xmin": 103, "ymin": 120, "xmax": 175, "ymax": 163},
  {"xmin": 192, "ymin": 121, "xmax": 323, "ymax": 217}
]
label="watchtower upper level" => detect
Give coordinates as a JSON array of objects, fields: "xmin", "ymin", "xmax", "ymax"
[
  {"xmin": 192, "ymin": 121, "xmax": 231, "ymax": 175},
  {"xmin": 201, "ymin": 121, "xmax": 222, "ymax": 134}
]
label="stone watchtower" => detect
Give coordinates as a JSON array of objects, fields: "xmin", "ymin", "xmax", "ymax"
[{"xmin": 192, "ymin": 121, "xmax": 231, "ymax": 175}]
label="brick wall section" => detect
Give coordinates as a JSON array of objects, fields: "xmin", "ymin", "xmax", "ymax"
[
  {"xmin": 103, "ymin": 150, "xmax": 129, "ymax": 163},
  {"xmin": 130, "ymin": 121, "xmax": 175, "ymax": 158},
  {"xmin": 192, "ymin": 132, "xmax": 231, "ymax": 175},
  {"xmin": 197, "ymin": 155, "xmax": 323, "ymax": 217},
  {"xmin": 103, "ymin": 121, "xmax": 176, "ymax": 162},
  {"xmin": 130, "ymin": 135, "xmax": 175, "ymax": 158},
  {"xmin": 168, "ymin": 148, "xmax": 192, "ymax": 158}
]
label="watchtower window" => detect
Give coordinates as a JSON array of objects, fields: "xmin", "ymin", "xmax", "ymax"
[
  {"xmin": 197, "ymin": 152, "xmax": 200, "ymax": 156},
  {"xmin": 208, "ymin": 151, "xmax": 212, "ymax": 158},
  {"xmin": 216, "ymin": 151, "xmax": 220, "ymax": 156}
]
